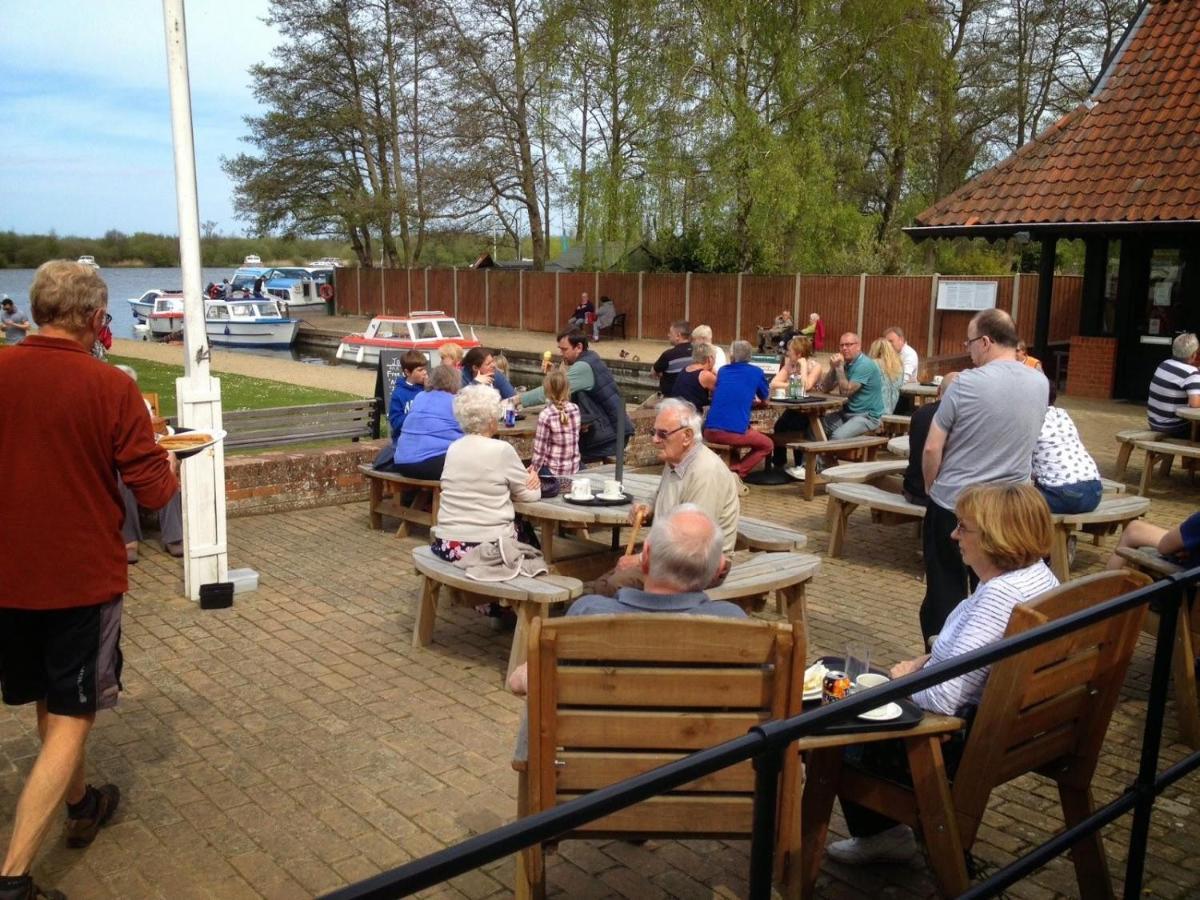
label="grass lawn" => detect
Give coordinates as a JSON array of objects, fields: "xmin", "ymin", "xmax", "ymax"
[{"xmin": 109, "ymin": 355, "xmax": 358, "ymax": 418}]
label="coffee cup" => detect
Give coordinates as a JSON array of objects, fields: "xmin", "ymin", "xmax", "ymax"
[
  {"xmin": 855, "ymin": 672, "xmax": 889, "ymax": 690},
  {"xmin": 771, "ymin": 388, "xmax": 786, "ymax": 399},
  {"xmin": 602, "ymin": 479, "xmax": 622, "ymax": 498},
  {"xmin": 932, "ymin": 375, "xmax": 944, "ymax": 386},
  {"xmin": 570, "ymin": 477, "xmax": 592, "ymax": 500}
]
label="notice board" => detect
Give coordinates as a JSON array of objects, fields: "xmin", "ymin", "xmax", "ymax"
[{"xmin": 936, "ymin": 280, "xmax": 998, "ymax": 311}]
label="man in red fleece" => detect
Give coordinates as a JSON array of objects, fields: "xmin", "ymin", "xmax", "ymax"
[{"xmin": 0, "ymin": 260, "xmax": 178, "ymax": 900}]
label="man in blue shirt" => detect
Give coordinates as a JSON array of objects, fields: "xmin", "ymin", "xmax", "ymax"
[{"xmin": 702, "ymin": 340, "xmax": 771, "ymax": 482}]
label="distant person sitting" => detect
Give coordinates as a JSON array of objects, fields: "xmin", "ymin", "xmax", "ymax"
[
  {"xmin": 508, "ymin": 504, "xmax": 746, "ymax": 695},
  {"xmin": 1015, "ymin": 340, "xmax": 1043, "ymax": 372},
  {"xmin": 758, "ymin": 310, "xmax": 793, "ymax": 352},
  {"xmin": 592, "ymin": 295, "xmax": 617, "ymax": 341},
  {"xmin": 390, "ymin": 364, "xmax": 462, "ymax": 479},
  {"xmin": 810, "ymin": 332, "xmax": 885, "ymax": 440},
  {"xmin": 1147, "ymin": 331, "xmax": 1200, "ymax": 437},
  {"xmin": 902, "ymin": 372, "xmax": 957, "ymax": 505},
  {"xmin": 690, "ymin": 324, "xmax": 726, "ymax": 370},
  {"xmin": 652, "ymin": 320, "xmax": 693, "ymax": 396},
  {"xmin": 800, "ymin": 312, "xmax": 825, "ymax": 351},
  {"xmin": 702, "ymin": 340, "xmax": 771, "ymax": 485},
  {"xmin": 375, "ymin": 350, "xmax": 428, "ymax": 469},
  {"xmin": 461, "ymin": 346, "xmax": 516, "ymax": 399},
  {"xmin": 567, "ymin": 292, "xmax": 594, "ymax": 330},
  {"xmin": 1032, "ymin": 380, "xmax": 1102, "ymax": 515},
  {"xmin": 869, "ymin": 337, "xmax": 904, "ymax": 416},
  {"xmin": 667, "ymin": 342, "xmax": 717, "ymax": 410}
]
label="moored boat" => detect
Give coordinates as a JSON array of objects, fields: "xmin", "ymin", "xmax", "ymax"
[
  {"xmin": 243, "ymin": 254, "xmax": 262, "ymax": 266},
  {"xmin": 128, "ymin": 289, "xmax": 183, "ymax": 320},
  {"xmin": 336, "ymin": 310, "xmax": 479, "ymax": 367},
  {"xmin": 224, "ymin": 266, "xmax": 326, "ymax": 314},
  {"xmin": 147, "ymin": 295, "xmax": 185, "ymax": 339},
  {"xmin": 77, "ymin": 255, "xmax": 100, "ymax": 269},
  {"xmin": 205, "ymin": 298, "xmax": 300, "ymax": 348}
]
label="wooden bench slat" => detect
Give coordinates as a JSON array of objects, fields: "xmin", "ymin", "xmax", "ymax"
[
  {"xmin": 825, "ymin": 483, "xmax": 925, "ymax": 559},
  {"xmin": 821, "ymin": 460, "xmax": 907, "ymax": 484},
  {"xmin": 735, "ymin": 516, "xmax": 807, "ymax": 552}
]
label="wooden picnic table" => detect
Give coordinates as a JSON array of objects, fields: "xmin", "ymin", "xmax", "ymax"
[
  {"xmin": 765, "ymin": 394, "xmax": 847, "ymax": 442},
  {"xmin": 1177, "ymin": 405, "xmax": 1200, "ymax": 442},
  {"xmin": 899, "ymin": 382, "xmax": 939, "ymax": 406},
  {"xmin": 494, "ymin": 415, "xmax": 538, "ymax": 461}
]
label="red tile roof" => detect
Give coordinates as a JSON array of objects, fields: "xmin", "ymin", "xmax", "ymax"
[{"xmin": 913, "ymin": 0, "xmax": 1200, "ymax": 231}]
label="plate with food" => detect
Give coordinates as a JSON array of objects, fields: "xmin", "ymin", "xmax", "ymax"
[
  {"xmin": 803, "ymin": 662, "xmax": 828, "ymax": 702},
  {"xmin": 157, "ymin": 428, "xmax": 227, "ymax": 458}
]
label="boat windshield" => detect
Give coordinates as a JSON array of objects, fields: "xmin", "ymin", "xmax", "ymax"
[
  {"xmin": 436, "ymin": 320, "xmax": 462, "ymax": 338},
  {"xmin": 271, "ymin": 268, "xmax": 310, "ymax": 280},
  {"xmin": 253, "ymin": 302, "xmax": 280, "ymax": 317},
  {"xmin": 208, "ymin": 305, "xmax": 230, "ymax": 320},
  {"xmin": 374, "ymin": 321, "xmax": 411, "ymax": 340},
  {"xmin": 231, "ymin": 274, "xmax": 257, "ymax": 291},
  {"xmin": 412, "ymin": 320, "xmax": 438, "ymax": 340}
]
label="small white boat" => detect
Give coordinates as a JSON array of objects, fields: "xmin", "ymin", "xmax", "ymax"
[
  {"xmin": 306, "ymin": 256, "xmax": 347, "ymax": 268},
  {"xmin": 205, "ymin": 298, "xmax": 299, "ymax": 348},
  {"xmin": 147, "ymin": 296, "xmax": 185, "ymax": 339},
  {"xmin": 128, "ymin": 289, "xmax": 183, "ymax": 320},
  {"xmin": 336, "ymin": 311, "xmax": 478, "ymax": 368},
  {"xmin": 77, "ymin": 255, "xmax": 100, "ymax": 269},
  {"xmin": 243, "ymin": 254, "xmax": 262, "ymax": 266}
]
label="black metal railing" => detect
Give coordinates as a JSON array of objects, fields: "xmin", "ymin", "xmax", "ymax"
[{"xmin": 323, "ymin": 568, "xmax": 1200, "ymax": 900}]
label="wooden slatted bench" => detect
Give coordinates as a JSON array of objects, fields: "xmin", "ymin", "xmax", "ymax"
[
  {"xmin": 1101, "ymin": 477, "xmax": 1126, "ymax": 495},
  {"xmin": 1133, "ymin": 438, "xmax": 1200, "ymax": 496},
  {"xmin": 887, "ymin": 434, "xmax": 910, "ymax": 458},
  {"xmin": 410, "ymin": 545, "xmax": 584, "ymax": 679},
  {"xmin": 707, "ymin": 551, "xmax": 821, "ymax": 632},
  {"xmin": 784, "ymin": 435, "xmax": 890, "ymax": 500},
  {"xmin": 1047, "ymin": 495, "xmax": 1151, "ymax": 581},
  {"xmin": 1114, "ymin": 428, "xmax": 1159, "ymax": 481},
  {"xmin": 821, "ymin": 459, "xmax": 907, "ymax": 485},
  {"xmin": 220, "ymin": 398, "xmax": 381, "ymax": 449},
  {"xmin": 359, "ymin": 464, "xmax": 441, "ymax": 537},
  {"xmin": 880, "ymin": 414, "xmax": 911, "ymax": 436},
  {"xmin": 702, "ymin": 440, "xmax": 745, "ymax": 468},
  {"xmin": 826, "ymin": 483, "xmax": 926, "ymax": 559},
  {"xmin": 735, "ymin": 517, "xmax": 808, "ymax": 552}
]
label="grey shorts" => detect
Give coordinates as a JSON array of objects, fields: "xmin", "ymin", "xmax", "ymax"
[{"xmin": 0, "ymin": 596, "xmax": 123, "ymax": 715}]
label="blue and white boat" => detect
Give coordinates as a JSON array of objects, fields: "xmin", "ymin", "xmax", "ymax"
[
  {"xmin": 204, "ymin": 298, "xmax": 300, "ymax": 348},
  {"xmin": 227, "ymin": 266, "xmax": 326, "ymax": 314},
  {"xmin": 128, "ymin": 289, "xmax": 183, "ymax": 320}
]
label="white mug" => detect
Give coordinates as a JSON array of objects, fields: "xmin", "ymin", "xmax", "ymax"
[
  {"xmin": 571, "ymin": 477, "xmax": 592, "ymax": 499},
  {"xmin": 603, "ymin": 479, "xmax": 622, "ymax": 498},
  {"xmin": 856, "ymin": 672, "xmax": 889, "ymax": 689}
]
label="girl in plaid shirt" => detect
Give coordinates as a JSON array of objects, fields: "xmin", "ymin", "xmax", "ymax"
[{"xmin": 531, "ymin": 370, "xmax": 580, "ymax": 476}]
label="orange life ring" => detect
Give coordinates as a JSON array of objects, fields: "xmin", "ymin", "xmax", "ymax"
[
  {"xmin": 319, "ymin": 284, "xmax": 335, "ymax": 301},
  {"xmin": 208, "ymin": 283, "xmax": 221, "ymax": 299}
]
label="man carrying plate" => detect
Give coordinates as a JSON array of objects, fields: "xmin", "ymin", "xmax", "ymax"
[{"xmin": 0, "ymin": 260, "xmax": 178, "ymax": 900}]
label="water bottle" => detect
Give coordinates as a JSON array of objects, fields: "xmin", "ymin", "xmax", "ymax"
[{"xmin": 788, "ymin": 372, "xmax": 800, "ymax": 400}]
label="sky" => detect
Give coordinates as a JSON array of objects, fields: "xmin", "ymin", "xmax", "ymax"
[{"xmin": 0, "ymin": 0, "xmax": 275, "ymax": 238}]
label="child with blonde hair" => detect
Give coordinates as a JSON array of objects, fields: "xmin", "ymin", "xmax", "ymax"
[{"xmin": 530, "ymin": 369, "xmax": 580, "ymax": 476}]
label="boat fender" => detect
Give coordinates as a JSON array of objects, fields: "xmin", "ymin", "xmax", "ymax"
[
  {"xmin": 319, "ymin": 283, "xmax": 335, "ymax": 301},
  {"xmin": 208, "ymin": 283, "xmax": 221, "ymax": 299}
]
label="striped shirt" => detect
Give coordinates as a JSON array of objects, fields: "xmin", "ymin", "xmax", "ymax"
[
  {"xmin": 912, "ymin": 561, "xmax": 1059, "ymax": 716},
  {"xmin": 1147, "ymin": 358, "xmax": 1200, "ymax": 432}
]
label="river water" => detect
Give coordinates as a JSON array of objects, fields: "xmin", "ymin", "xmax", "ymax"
[{"xmin": 0, "ymin": 267, "xmax": 331, "ymax": 364}]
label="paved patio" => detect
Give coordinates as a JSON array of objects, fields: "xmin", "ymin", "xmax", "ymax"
[{"xmin": 2, "ymin": 394, "xmax": 1198, "ymax": 899}]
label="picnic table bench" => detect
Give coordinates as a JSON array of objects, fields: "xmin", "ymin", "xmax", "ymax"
[
  {"xmin": 825, "ymin": 483, "xmax": 926, "ymax": 558},
  {"xmin": 735, "ymin": 516, "xmax": 808, "ymax": 552},
  {"xmin": 220, "ymin": 399, "xmax": 381, "ymax": 449},
  {"xmin": 359, "ymin": 464, "xmax": 441, "ymax": 537},
  {"xmin": 706, "ymin": 551, "xmax": 821, "ymax": 632},
  {"xmin": 1133, "ymin": 437, "xmax": 1200, "ymax": 496},
  {"xmin": 1046, "ymin": 495, "xmax": 1151, "ymax": 581},
  {"xmin": 785, "ymin": 435, "xmax": 890, "ymax": 501},
  {"xmin": 886, "ymin": 434, "xmax": 910, "ymax": 458},
  {"xmin": 1114, "ymin": 428, "xmax": 1159, "ymax": 481},
  {"xmin": 880, "ymin": 414, "xmax": 911, "ymax": 436},
  {"xmin": 821, "ymin": 459, "xmax": 907, "ymax": 485},
  {"xmin": 410, "ymin": 545, "xmax": 584, "ymax": 679}
]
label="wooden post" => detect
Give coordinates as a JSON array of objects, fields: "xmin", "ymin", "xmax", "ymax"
[
  {"xmin": 356, "ymin": 266, "xmax": 362, "ymax": 316},
  {"xmin": 856, "ymin": 273, "xmax": 866, "ymax": 336},
  {"xmin": 452, "ymin": 267, "xmax": 459, "ymax": 319},
  {"xmin": 554, "ymin": 271, "xmax": 560, "ymax": 332},
  {"xmin": 1011, "ymin": 271, "xmax": 1021, "ymax": 325},
  {"xmin": 485, "ymin": 268, "xmax": 490, "ymax": 327},
  {"xmin": 594, "ymin": 270, "xmax": 600, "ymax": 306},
  {"xmin": 424, "ymin": 267, "xmax": 430, "ymax": 310},
  {"xmin": 519, "ymin": 270, "xmax": 525, "ymax": 330},
  {"xmin": 793, "ymin": 273, "xmax": 801, "ymax": 325},
  {"xmin": 735, "ymin": 273, "xmax": 743, "ymax": 343},
  {"xmin": 1034, "ymin": 237, "xmax": 1057, "ymax": 358},
  {"xmin": 381, "ymin": 265, "xmax": 387, "ymax": 314},
  {"xmin": 685, "ymin": 271, "xmax": 692, "ymax": 323},
  {"xmin": 637, "ymin": 271, "xmax": 644, "ymax": 340},
  {"xmin": 406, "ymin": 266, "xmax": 412, "ymax": 311},
  {"xmin": 927, "ymin": 274, "xmax": 939, "ymax": 357}
]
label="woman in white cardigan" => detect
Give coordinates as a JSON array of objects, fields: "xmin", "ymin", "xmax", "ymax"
[{"xmin": 431, "ymin": 384, "xmax": 541, "ymax": 562}]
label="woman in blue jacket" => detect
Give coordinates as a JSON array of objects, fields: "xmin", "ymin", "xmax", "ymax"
[{"xmin": 394, "ymin": 364, "xmax": 464, "ymax": 479}]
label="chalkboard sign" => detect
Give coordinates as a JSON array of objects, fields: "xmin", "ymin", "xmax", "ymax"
[{"xmin": 375, "ymin": 349, "xmax": 407, "ymax": 405}]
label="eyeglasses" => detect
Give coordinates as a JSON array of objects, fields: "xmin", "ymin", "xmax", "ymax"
[
  {"xmin": 651, "ymin": 425, "xmax": 688, "ymax": 440},
  {"xmin": 962, "ymin": 335, "xmax": 985, "ymax": 349},
  {"xmin": 953, "ymin": 519, "xmax": 978, "ymax": 535},
  {"xmin": 102, "ymin": 312, "xmax": 112, "ymax": 325}
]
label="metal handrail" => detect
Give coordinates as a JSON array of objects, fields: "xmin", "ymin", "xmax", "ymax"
[{"xmin": 323, "ymin": 568, "xmax": 1200, "ymax": 900}]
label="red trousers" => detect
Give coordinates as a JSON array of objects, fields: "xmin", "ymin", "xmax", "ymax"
[{"xmin": 702, "ymin": 427, "xmax": 773, "ymax": 478}]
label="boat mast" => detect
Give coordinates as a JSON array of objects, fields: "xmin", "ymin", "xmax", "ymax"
[{"xmin": 162, "ymin": 0, "xmax": 231, "ymax": 600}]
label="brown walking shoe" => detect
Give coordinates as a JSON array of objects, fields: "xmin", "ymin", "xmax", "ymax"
[{"xmin": 65, "ymin": 783, "xmax": 120, "ymax": 848}]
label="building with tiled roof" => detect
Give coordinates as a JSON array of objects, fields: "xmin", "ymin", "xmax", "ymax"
[{"xmin": 905, "ymin": 0, "xmax": 1200, "ymax": 400}]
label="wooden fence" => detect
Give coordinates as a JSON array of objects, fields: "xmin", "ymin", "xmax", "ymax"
[{"xmin": 334, "ymin": 268, "xmax": 1083, "ymax": 356}]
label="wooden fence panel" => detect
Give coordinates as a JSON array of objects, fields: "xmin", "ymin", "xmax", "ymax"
[
  {"xmin": 334, "ymin": 268, "xmax": 358, "ymax": 315},
  {"xmin": 1050, "ymin": 275, "xmax": 1082, "ymax": 343},
  {"xmin": 688, "ymin": 274, "xmax": 739, "ymax": 345},
  {"xmin": 426, "ymin": 269, "xmax": 455, "ymax": 314},
  {"xmin": 488, "ymin": 270, "xmax": 521, "ymax": 328},
  {"xmin": 800, "ymin": 276, "xmax": 860, "ymax": 348},
  {"xmin": 525, "ymin": 272, "xmax": 557, "ymax": 333},
  {"xmin": 641, "ymin": 274, "xmax": 686, "ymax": 340},
  {"xmin": 358, "ymin": 268, "xmax": 383, "ymax": 317},
  {"xmin": 456, "ymin": 269, "xmax": 487, "ymax": 324},
  {"xmin": 740, "ymin": 276, "xmax": 794, "ymax": 344},
  {"xmin": 863, "ymin": 276, "xmax": 931, "ymax": 351}
]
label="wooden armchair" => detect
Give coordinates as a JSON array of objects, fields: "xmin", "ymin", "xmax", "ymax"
[
  {"xmin": 800, "ymin": 570, "xmax": 1151, "ymax": 898},
  {"xmin": 515, "ymin": 614, "xmax": 806, "ymax": 898}
]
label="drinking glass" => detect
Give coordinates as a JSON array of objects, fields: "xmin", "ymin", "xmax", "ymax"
[{"xmin": 845, "ymin": 642, "xmax": 871, "ymax": 682}]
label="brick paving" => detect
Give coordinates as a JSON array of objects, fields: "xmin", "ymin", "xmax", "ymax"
[{"xmin": 2, "ymin": 394, "xmax": 1199, "ymax": 899}]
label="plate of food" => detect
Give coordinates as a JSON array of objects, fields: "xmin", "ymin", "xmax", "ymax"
[
  {"xmin": 803, "ymin": 662, "xmax": 828, "ymax": 702},
  {"xmin": 157, "ymin": 428, "xmax": 227, "ymax": 458}
]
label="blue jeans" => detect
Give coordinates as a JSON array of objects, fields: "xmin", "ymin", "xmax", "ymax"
[
  {"xmin": 821, "ymin": 410, "xmax": 880, "ymax": 440},
  {"xmin": 1037, "ymin": 479, "xmax": 1102, "ymax": 515}
]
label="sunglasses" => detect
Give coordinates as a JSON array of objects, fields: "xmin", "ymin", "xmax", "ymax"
[{"xmin": 651, "ymin": 425, "xmax": 688, "ymax": 440}]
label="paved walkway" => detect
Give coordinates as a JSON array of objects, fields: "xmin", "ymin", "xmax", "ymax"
[{"xmin": 2, "ymin": 396, "xmax": 1198, "ymax": 898}]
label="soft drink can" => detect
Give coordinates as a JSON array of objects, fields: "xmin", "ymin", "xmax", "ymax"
[
  {"xmin": 504, "ymin": 407, "xmax": 517, "ymax": 427},
  {"xmin": 822, "ymin": 670, "xmax": 851, "ymax": 705}
]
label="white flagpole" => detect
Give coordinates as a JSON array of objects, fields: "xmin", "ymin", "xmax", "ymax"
[{"xmin": 162, "ymin": 0, "xmax": 228, "ymax": 599}]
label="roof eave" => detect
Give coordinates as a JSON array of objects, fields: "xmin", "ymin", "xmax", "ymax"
[{"xmin": 904, "ymin": 219, "xmax": 1200, "ymax": 242}]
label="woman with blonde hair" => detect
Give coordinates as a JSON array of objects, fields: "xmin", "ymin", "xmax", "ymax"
[
  {"xmin": 826, "ymin": 483, "xmax": 1058, "ymax": 865},
  {"xmin": 530, "ymin": 369, "xmax": 581, "ymax": 476},
  {"xmin": 769, "ymin": 336, "xmax": 823, "ymax": 472},
  {"xmin": 869, "ymin": 337, "xmax": 904, "ymax": 415},
  {"xmin": 439, "ymin": 342, "xmax": 464, "ymax": 368},
  {"xmin": 690, "ymin": 324, "xmax": 726, "ymax": 370}
]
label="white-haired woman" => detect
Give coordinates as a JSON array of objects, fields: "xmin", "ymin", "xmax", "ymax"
[
  {"xmin": 431, "ymin": 384, "xmax": 541, "ymax": 563},
  {"xmin": 690, "ymin": 324, "xmax": 726, "ymax": 371}
]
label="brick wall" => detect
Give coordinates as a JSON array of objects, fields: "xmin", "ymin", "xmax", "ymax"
[{"xmin": 1066, "ymin": 336, "xmax": 1118, "ymax": 399}]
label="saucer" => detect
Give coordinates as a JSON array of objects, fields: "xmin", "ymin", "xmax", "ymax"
[
  {"xmin": 857, "ymin": 702, "xmax": 903, "ymax": 722},
  {"xmin": 598, "ymin": 492, "xmax": 624, "ymax": 501}
]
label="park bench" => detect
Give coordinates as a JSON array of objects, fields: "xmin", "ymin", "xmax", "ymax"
[
  {"xmin": 821, "ymin": 459, "xmax": 907, "ymax": 485},
  {"xmin": 596, "ymin": 312, "xmax": 627, "ymax": 339},
  {"xmin": 1113, "ymin": 428, "xmax": 1159, "ymax": 481},
  {"xmin": 358, "ymin": 464, "xmax": 441, "ymax": 537},
  {"xmin": 410, "ymin": 545, "xmax": 584, "ymax": 680},
  {"xmin": 1046, "ymin": 494, "xmax": 1151, "ymax": 581},
  {"xmin": 825, "ymin": 483, "xmax": 926, "ymax": 559},
  {"xmin": 735, "ymin": 516, "xmax": 808, "ymax": 552},
  {"xmin": 784, "ymin": 435, "xmax": 890, "ymax": 501},
  {"xmin": 707, "ymin": 551, "xmax": 821, "ymax": 631},
  {"xmin": 1133, "ymin": 438, "xmax": 1200, "ymax": 496},
  {"xmin": 880, "ymin": 413, "xmax": 911, "ymax": 436},
  {"xmin": 218, "ymin": 398, "xmax": 381, "ymax": 450}
]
